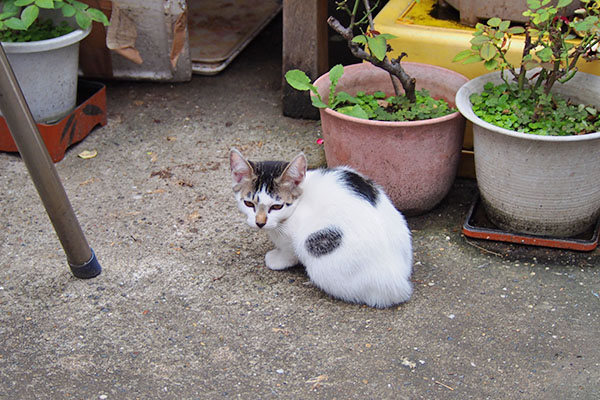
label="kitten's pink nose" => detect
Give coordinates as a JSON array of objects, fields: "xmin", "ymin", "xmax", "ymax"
[{"xmin": 256, "ymin": 222, "xmax": 266, "ymax": 228}]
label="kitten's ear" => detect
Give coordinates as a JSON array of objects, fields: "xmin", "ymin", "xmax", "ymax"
[
  {"xmin": 280, "ymin": 152, "xmax": 307, "ymax": 187},
  {"xmin": 230, "ymin": 148, "xmax": 253, "ymax": 185}
]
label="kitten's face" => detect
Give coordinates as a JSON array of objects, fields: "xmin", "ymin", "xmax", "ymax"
[{"xmin": 229, "ymin": 149, "xmax": 306, "ymax": 230}]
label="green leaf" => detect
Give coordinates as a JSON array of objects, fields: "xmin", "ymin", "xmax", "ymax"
[
  {"xmin": 14, "ymin": 0, "xmax": 35, "ymax": 6},
  {"xmin": 20, "ymin": 5, "xmax": 39, "ymax": 29},
  {"xmin": 527, "ymin": 0, "xmax": 541, "ymax": 9},
  {"xmin": 352, "ymin": 35, "xmax": 367, "ymax": 45},
  {"xmin": 484, "ymin": 58, "xmax": 499, "ymax": 70},
  {"xmin": 87, "ymin": 7, "xmax": 109, "ymax": 25},
  {"xmin": 470, "ymin": 35, "xmax": 490, "ymax": 46},
  {"xmin": 557, "ymin": 0, "xmax": 572, "ymax": 8},
  {"xmin": 329, "ymin": 64, "xmax": 344, "ymax": 85},
  {"xmin": 452, "ymin": 49, "xmax": 474, "ymax": 62},
  {"xmin": 538, "ymin": 9, "xmax": 550, "ymax": 22},
  {"xmin": 75, "ymin": 10, "xmax": 91, "ymax": 29},
  {"xmin": 3, "ymin": 1, "xmax": 20, "ymax": 14},
  {"xmin": 334, "ymin": 91, "xmax": 359, "ymax": 106},
  {"xmin": 338, "ymin": 104, "xmax": 369, "ymax": 119},
  {"xmin": 507, "ymin": 26, "xmax": 525, "ymax": 34},
  {"xmin": 61, "ymin": 3, "xmax": 75, "ymax": 17},
  {"xmin": 462, "ymin": 54, "xmax": 484, "ymax": 64},
  {"xmin": 69, "ymin": 0, "xmax": 88, "ymax": 11},
  {"xmin": 536, "ymin": 46, "xmax": 553, "ymax": 62},
  {"xmin": 35, "ymin": 0, "xmax": 54, "ymax": 8},
  {"xmin": 487, "ymin": 17, "xmax": 502, "ymax": 27},
  {"xmin": 479, "ymin": 42, "xmax": 497, "ymax": 61},
  {"xmin": 285, "ymin": 69, "xmax": 313, "ymax": 91},
  {"xmin": 498, "ymin": 20, "xmax": 510, "ymax": 31},
  {"xmin": 327, "ymin": 64, "xmax": 344, "ymax": 105},
  {"xmin": 311, "ymin": 96, "xmax": 328, "ymax": 108},
  {"xmin": 4, "ymin": 17, "xmax": 27, "ymax": 30},
  {"xmin": 0, "ymin": 4, "xmax": 20, "ymax": 19},
  {"xmin": 367, "ymin": 35, "xmax": 387, "ymax": 61}
]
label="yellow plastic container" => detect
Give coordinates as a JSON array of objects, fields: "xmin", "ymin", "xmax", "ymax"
[{"xmin": 373, "ymin": 0, "xmax": 600, "ymax": 79}]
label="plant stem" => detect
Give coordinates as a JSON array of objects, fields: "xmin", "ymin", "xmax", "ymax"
[
  {"xmin": 517, "ymin": 29, "xmax": 534, "ymax": 92},
  {"xmin": 360, "ymin": 0, "xmax": 401, "ymax": 96},
  {"xmin": 327, "ymin": 15, "xmax": 416, "ymax": 102},
  {"xmin": 350, "ymin": 0, "xmax": 359, "ymax": 27}
]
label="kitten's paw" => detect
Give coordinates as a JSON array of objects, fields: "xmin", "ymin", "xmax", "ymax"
[{"xmin": 265, "ymin": 249, "xmax": 298, "ymax": 271}]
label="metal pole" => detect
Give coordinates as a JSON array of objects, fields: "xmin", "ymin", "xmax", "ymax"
[{"xmin": 0, "ymin": 43, "xmax": 101, "ymax": 279}]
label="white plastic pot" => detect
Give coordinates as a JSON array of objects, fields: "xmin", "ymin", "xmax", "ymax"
[
  {"xmin": 1, "ymin": 25, "xmax": 91, "ymax": 123},
  {"xmin": 456, "ymin": 71, "xmax": 600, "ymax": 237}
]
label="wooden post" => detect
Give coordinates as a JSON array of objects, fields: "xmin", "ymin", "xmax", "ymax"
[{"xmin": 282, "ymin": 0, "xmax": 329, "ymax": 119}]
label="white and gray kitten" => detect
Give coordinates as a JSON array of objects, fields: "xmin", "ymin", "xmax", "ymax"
[{"xmin": 229, "ymin": 148, "xmax": 413, "ymax": 308}]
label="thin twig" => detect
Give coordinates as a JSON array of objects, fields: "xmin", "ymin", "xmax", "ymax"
[
  {"xmin": 435, "ymin": 381, "xmax": 454, "ymax": 391},
  {"xmin": 362, "ymin": 0, "xmax": 375, "ymax": 30},
  {"xmin": 464, "ymin": 238, "xmax": 504, "ymax": 257}
]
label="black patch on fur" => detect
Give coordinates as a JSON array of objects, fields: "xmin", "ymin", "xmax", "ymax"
[
  {"xmin": 249, "ymin": 160, "xmax": 288, "ymax": 195},
  {"xmin": 338, "ymin": 169, "xmax": 379, "ymax": 206},
  {"xmin": 305, "ymin": 227, "xmax": 343, "ymax": 257}
]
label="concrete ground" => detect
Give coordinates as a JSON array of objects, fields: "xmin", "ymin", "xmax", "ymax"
[{"xmin": 1, "ymin": 17, "xmax": 599, "ymax": 400}]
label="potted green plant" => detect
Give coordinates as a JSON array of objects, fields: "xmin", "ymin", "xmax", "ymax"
[
  {"xmin": 0, "ymin": 0, "xmax": 109, "ymax": 122},
  {"xmin": 285, "ymin": 0, "xmax": 468, "ymax": 215},
  {"xmin": 454, "ymin": 0, "xmax": 600, "ymax": 237}
]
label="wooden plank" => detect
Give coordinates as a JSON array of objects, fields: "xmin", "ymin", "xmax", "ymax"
[
  {"xmin": 282, "ymin": 0, "xmax": 329, "ymax": 119},
  {"xmin": 79, "ymin": 0, "xmax": 113, "ymax": 79}
]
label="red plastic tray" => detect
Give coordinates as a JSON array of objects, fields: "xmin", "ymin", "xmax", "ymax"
[
  {"xmin": 0, "ymin": 79, "xmax": 107, "ymax": 163},
  {"xmin": 463, "ymin": 194, "xmax": 600, "ymax": 251}
]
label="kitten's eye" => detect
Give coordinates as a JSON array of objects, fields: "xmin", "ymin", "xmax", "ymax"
[
  {"xmin": 269, "ymin": 204, "xmax": 284, "ymax": 212},
  {"xmin": 243, "ymin": 200, "xmax": 255, "ymax": 209}
]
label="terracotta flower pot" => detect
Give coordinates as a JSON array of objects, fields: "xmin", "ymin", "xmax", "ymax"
[
  {"xmin": 456, "ymin": 70, "xmax": 600, "ymax": 237},
  {"xmin": 313, "ymin": 62, "xmax": 467, "ymax": 215}
]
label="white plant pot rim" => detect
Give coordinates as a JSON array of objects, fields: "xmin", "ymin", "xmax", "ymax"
[
  {"xmin": 456, "ymin": 71, "xmax": 600, "ymax": 142},
  {"xmin": 1, "ymin": 25, "xmax": 91, "ymax": 53}
]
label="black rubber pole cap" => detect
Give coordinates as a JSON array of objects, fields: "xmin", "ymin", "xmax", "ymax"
[{"xmin": 69, "ymin": 249, "xmax": 102, "ymax": 279}]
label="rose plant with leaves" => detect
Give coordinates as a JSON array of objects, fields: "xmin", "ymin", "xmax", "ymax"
[
  {"xmin": 0, "ymin": 0, "xmax": 110, "ymax": 42},
  {"xmin": 454, "ymin": 0, "xmax": 600, "ymax": 135},
  {"xmin": 285, "ymin": 0, "xmax": 454, "ymax": 122}
]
